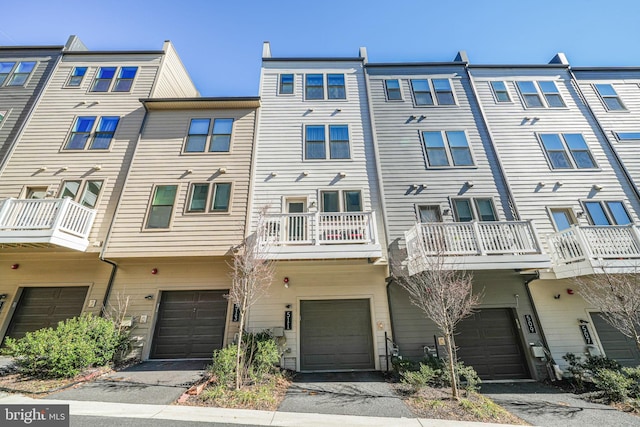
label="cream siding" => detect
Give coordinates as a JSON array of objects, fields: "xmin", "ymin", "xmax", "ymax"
[
  {"xmin": 104, "ymin": 107, "xmax": 257, "ymax": 257},
  {"xmin": 152, "ymin": 42, "xmax": 199, "ymax": 98}
]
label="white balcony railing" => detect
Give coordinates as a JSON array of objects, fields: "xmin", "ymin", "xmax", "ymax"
[
  {"xmin": 547, "ymin": 224, "xmax": 640, "ymax": 266},
  {"xmin": 406, "ymin": 220, "xmax": 543, "ymax": 260},
  {"xmin": 0, "ymin": 198, "xmax": 97, "ymax": 250},
  {"xmin": 260, "ymin": 211, "xmax": 378, "ymax": 246}
]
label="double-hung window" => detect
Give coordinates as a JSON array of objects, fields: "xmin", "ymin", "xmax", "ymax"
[
  {"xmin": 0, "ymin": 61, "xmax": 36, "ymax": 87},
  {"xmin": 184, "ymin": 118, "xmax": 234, "ymax": 153},
  {"xmin": 146, "ymin": 185, "xmax": 178, "ymax": 229},
  {"xmin": 539, "ymin": 133, "xmax": 596, "ymax": 169},
  {"xmin": 187, "ymin": 182, "xmax": 232, "ymax": 213},
  {"xmin": 422, "ymin": 131, "xmax": 473, "ymax": 167},
  {"xmin": 417, "ymin": 205, "xmax": 442, "ymax": 222},
  {"xmin": 594, "ymin": 83, "xmax": 625, "ymax": 111},
  {"xmin": 490, "ymin": 81, "xmax": 511, "ymax": 102},
  {"xmin": 584, "ymin": 201, "xmax": 632, "ymax": 225},
  {"xmin": 64, "ymin": 116, "xmax": 120, "ymax": 150},
  {"xmin": 67, "ymin": 67, "xmax": 87, "ymax": 87},
  {"xmin": 327, "ymin": 74, "xmax": 346, "ymax": 99},
  {"xmin": 320, "ymin": 190, "xmax": 362, "ymax": 212},
  {"xmin": 279, "ymin": 74, "xmax": 294, "ymax": 95},
  {"xmin": 59, "ymin": 180, "xmax": 103, "ymax": 209},
  {"xmin": 305, "ymin": 73, "xmax": 346, "ymax": 100},
  {"xmin": 91, "ymin": 66, "xmax": 138, "ymax": 92},
  {"xmin": 517, "ymin": 81, "xmax": 565, "ymax": 108},
  {"xmin": 305, "ymin": 74, "xmax": 324, "ymax": 99},
  {"xmin": 385, "ymin": 79, "xmax": 402, "ymax": 100},
  {"xmin": 411, "ymin": 78, "xmax": 455, "ymax": 106},
  {"xmin": 305, "ymin": 125, "xmax": 350, "ymax": 160},
  {"xmin": 452, "ymin": 198, "xmax": 498, "ymax": 222}
]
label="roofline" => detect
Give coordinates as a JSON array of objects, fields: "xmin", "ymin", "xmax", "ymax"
[
  {"xmin": 366, "ymin": 61, "xmax": 467, "ymax": 68},
  {"xmin": 0, "ymin": 45, "xmax": 65, "ymax": 51},
  {"xmin": 572, "ymin": 66, "xmax": 640, "ymax": 71},
  {"xmin": 141, "ymin": 97, "xmax": 260, "ymax": 103},
  {"xmin": 467, "ymin": 64, "xmax": 569, "ymax": 69},
  {"xmin": 63, "ymin": 50, "xmax": 165, "ymax": 56},
  {"xmin": 140, "ymin": 97, "xmax": 261, "ymax": 110},
  {"xmin": 263, "ymin": 57, "xmax": 364, "ymax": 62}
]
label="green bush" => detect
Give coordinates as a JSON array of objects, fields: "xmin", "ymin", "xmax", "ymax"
[
  {"xmin": 454, "ymin": 362, "xmax": 482, "ymax": 392},
  {"xmin": 211, "ymin": 345, "xmax": 238, "ymax": 386},
  {"xmin": 592, "ymin": 368, "xmax": 634, "ymax": 402},
  {"xmin": 2, "ymin": 314, "xmax": 127, "ymax": 378},
  {"xmin": 583, "ymin": 355, "xmax": 622, "ymax": 372},
  {"xmin": 398, "ymin": 356, "xmax": 480, "ymax": 392},
  {"xmin": 401, "ymin": 363, "xmax": 439, "ymax": 391}
]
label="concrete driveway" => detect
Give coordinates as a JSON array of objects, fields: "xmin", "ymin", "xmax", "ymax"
[
  {"xmin": 277, "ymin": 371, "xmax": 414, "ymax": 418},
  {"xmin": 47, "ymin": 360, "xmax": 208, "ymax": 405},
  {"xmin": 480, "ymin": 381, "xmax": 640, "ymax": 427}
]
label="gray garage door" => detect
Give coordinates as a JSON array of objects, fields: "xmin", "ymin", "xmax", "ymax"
[
  {"xmin": 455, "ymin": 308, "xmax": 530, "ymax": 380},
  {"xmin": 151, "ymin": 290, "xmax": 228, "ymax": 359},
  {"xmin": 300, "ymin": 299, "xmax": 374, "ymax": 371},
  {"xmin": 4, "ymin": 286, "xmax": 88, "ymax": 341},
  {"xmin": 591, "ymin": 313, "xmax": 640, "ymax": 367}
]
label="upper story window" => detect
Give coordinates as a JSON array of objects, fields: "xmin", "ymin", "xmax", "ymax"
[
  {"xmin": 187, "ymin": 182, "xmax": 232, "ymax": 213},
  {"xmin": 145, "ymin": 185, "xmax": 178, "ymax": 229},
  {"xmin": 517, "ymin": 81, "xmax": 565, "ymax": 108},
  {"xmin": 305, "ymin": 125, "xmax": 350, "ymax": 160},
  {"xmin": 615, "ymin": 132, "xmax": 640, "ymax": 141},
  {"xmin": 490, "ymin": 81, "xmax": 511, "ymax": 102},
  {"xmin": 0, "ymin": 61, "xmax": 36, "ymax": 87},
  {"xmin": 184, "ymin": 118, "xmax": 234, "ymax": 153},
  {"xmin": 66, "ymin": 67, "xmax": 87, "ymax": 87},
  {"xmin": 91, "ymin": 66, "xmax": 138, "ymax": 92},
  {"xmin": 385, "ymin": 79, "xmax": 402, "ymax": 100},
  {"xmin": 452, "ymin": 198, "xmax": 498, "ymax": 222},
  {"xmin": 59, "ymin": 179, "xmax": 104, "ymax": 209},
  {"xmin": 411, "ymin": 78, "xmax": 455, "ymax": 106},
  {"xmin": 417, "ymin": 205, "xmax": 442, "ymax": 222},
  {"xmin": 321, "ymin": 190, "xmax": 362, "ymax": 212},
  {"xmin": 305, "ymin": 73, "xmax": 346, "ymax": 100},
  {"xmin": 64, "ymin": 116, "xmax": 120, "ymax": 150},
  {"xmin": 539, "ymin": 133, "xmax": 597, "ymax": 169},
  {"xmin": 594, "ymin": 83, "xmax": 625, "ymax": 111},
  {"xmin": 584, "ymin": 201, "xmax": 632, "ymax": 226},
  {"xmin": 422, "ymin": 130, "xmax": 474, "ymax": 168},
  {"xmin": 279, "ymin": 74, "xmax": 294, "ymax": 95},
  {"xmin": 549, "ymin": 207, "xmax": 578, "ymax": 231}
]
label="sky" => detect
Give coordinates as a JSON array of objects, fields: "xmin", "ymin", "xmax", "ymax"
[{"xmin": 2, "ymin": 0, "xmax": 640, "ymax": 97}]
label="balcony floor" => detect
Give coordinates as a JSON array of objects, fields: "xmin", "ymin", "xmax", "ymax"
[
  {"xmin": 263, "ymin": 243, "xmax": 382, "ymax": 261},
  {"xmin": 408, "ymin": 253, "xmax": 551, "ymax": 275},
  {"xmin": 0, "ymin": 229, "xmax": 90, "ymax": 251}
]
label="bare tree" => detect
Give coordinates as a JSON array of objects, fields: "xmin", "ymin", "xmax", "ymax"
[
  {"xmin": 227, "ymin": 208, "xmax": 276, "ymax": 390},
  {"xmin": 394, "ymin": 249, "xmax": 482, "ymax": 400},
  {"xmin": 574, "ymin": 270, "xmax": 640, "ymax": 352}
]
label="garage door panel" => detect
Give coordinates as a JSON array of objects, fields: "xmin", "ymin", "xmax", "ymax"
[
  {"xmin": 591, "ymin": 314, "xmax": 640, "ymax": 367},
  {"xmin": 150, "ymin": 290, "xmax": 228, "ymax": 359},
  {"xmin": 300, "ymin": 299, "xmax": 374, "ymax": 371}
]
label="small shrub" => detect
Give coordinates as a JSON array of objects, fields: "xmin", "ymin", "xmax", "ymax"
[
  {"xmin": 391, "ymin": 356, "xmax": 418, "ymax": 374},
  {"xmin": 583, "ymin": 355, "xmax": 621, "ymax": 372},
  {"xmin": 2, "ymin": 314, "xmax": 127, "ymax": 378},
  {"xmin": 455, "ymin": 363, "xmax": 482, "ymax": 392},
  {"xmin": 592, "ymin": 368, "xmax": 634, "ymax": 402},
  {"xmin": 401, "ymin": 363, "xmax": 439, "ymax": 391},
  {"xmin": 563, "ymin": 353, "xmax": 587, "ymax": 390},
  {"xmin": 622, "ymin": 366, "xmax": 640, "ymax": 398},
  {"xmin": 210, "ymin": 345, "xmax": 238, "ymax": 386}
]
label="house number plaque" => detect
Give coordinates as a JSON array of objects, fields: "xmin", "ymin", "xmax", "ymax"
[
  {"xmin": 524, "ymin": 314, "xmax": 536, "ymax": 334},
  {"xmin": 232, "ymin": 304, "xmax": 240, "ymax": 322},
  {"xmin": 284, "ymin": 310, "xmax": 292, "ymax": 330},
  {"xmin": 579, "ymin": 324, "xmax": 593, "ymax": 345}
]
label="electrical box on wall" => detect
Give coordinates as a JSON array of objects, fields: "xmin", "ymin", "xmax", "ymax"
[
  {"xmin": 272, "ymin": 327, "xmax": 284, "ymax": 337},
  {"xmin": 530, "ymin": 345, "xmax": 545, "ymax": 358}
]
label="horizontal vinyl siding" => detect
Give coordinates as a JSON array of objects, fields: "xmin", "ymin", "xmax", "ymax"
[
  {"xmin": 367, "ymin": 66, "xmax": 511, "ymax": 247},
  {"xmin": 152, "ymin": 43, "xmax": 198, "ymax": 98},
  {"xmin": 470, "ymin": 68, "xmax": 640, "ymax": 247},
  {"xmin": 254, "ymin": 61, "xmax": 387, "ymax": 251},
  {"xmin": 0, "ymin": 55, "xmax": 162, "ymax": 248},
  {"xmin": 104, "ymin": 108, "xmax": 256, "ymax": 257}
]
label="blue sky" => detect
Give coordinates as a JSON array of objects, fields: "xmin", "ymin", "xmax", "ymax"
[{"xmin": 2, "ymin": 0, "xmax": 639, "ymax": 96}]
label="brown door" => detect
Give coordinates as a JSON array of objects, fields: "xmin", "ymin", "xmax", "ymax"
[
  {"xmin": 4, "ymin": 286, "xmax": 88, "ymax": 341},
  {"xmin": 150, "ymin": 290, "xmax": 228, "ymax": 359},
  {"xmin": 455, "ymin": 308, "xmax": 530, "ymax": 380},
  {"xmin": 591, "ymin": 313, "xmax": 640, "ymax": 367},
  {"xmin": 300, "ymin": 299, "xmax": 374, "ymax": 371}
]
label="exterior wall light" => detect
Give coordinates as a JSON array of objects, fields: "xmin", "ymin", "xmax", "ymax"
[
  {"xmin": 151, "ymin": 268, "xmax": 158, "ymax": 275},
  {"xmin": 11, "ymin": 264, "xmax": 19, "ymax": 270}
]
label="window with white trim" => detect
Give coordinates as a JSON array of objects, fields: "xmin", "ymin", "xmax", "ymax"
[
  {"xmin": 91, "ymin": 66, "xmax": 137, "ymax": 92},
  {"xmin": 417, "ymin": 205, "xmax": 442, "ymax": 222},
  {"xmin": 66, "ymin": 67, "xmax": 87, "ymax": 87},
  {"xmin": 187, "ymin": 182, "xmax": 232, "ymax": 213},
  {"xmin": 584, "ymin": 200, "xmax": 632, "ymax": 225},
  {"xmin": 58, "ymin": 179, "xmax": 103, "ymax": 209},
  {"xmin": 305, "ymin": 73, "xmax": 346, "ymax": 100},
  {"xmin": 549, "ymin": 207, "xmax": 577, "ymax": 231},
  {"xmin": 411, "ymin": 78, "xmax": 455, "ymax": 106},
  {"xmin": 0, "ymin": 61, "xmax": 36, "ymax": 87},
  {"xmin": 184, "ymin": 118, "xmax": 234, "ymax": 153},
  {"xmin": 517, "ymin": 81, "xmax": 565, "ymax": 108},
  {"xmin": 145, "ymin": 185, "xmax": 178, "ymax": 229},
  {"xmin": 64, "ymin": 116, "xmax": 120, "ymax": 150},
  {"xmin": 594, "ymin": 83, "xmax": 625, "ymax": 111},
  {"xmin": 320, "ymin": 190, "xmax": 362, "ymax": 212},
  {"xmin": 305, "ymin": 125, "xmax": 350, "ymax": 160},
  {"xmin": 422, "ymin": 130, "xmax": 474, "ymax": 167},
  {"xmin": 385, "ymin": 79, "xmax": 402, "ymax": 100},
  {"xmin": 490, "ymin": 81, "xmax": 511, "ymax": 102},
  {"xmin": 615, "ymin": 132, "xmax": 640, "ymax": 141},
  {"xmin": 539, "ymin": 133, "xmax": 597, "ymax": 169},
  {"xmin": 279, "ymin": 74, "xmax": 294, "ymax": 95},
  {"xmin": 452, "ymin": 198, "xmax": 498, "ymax": 222}
]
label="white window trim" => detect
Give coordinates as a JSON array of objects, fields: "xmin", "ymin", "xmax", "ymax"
[
  {"xmin": 57, "ymin": 178, "xmax": 105, "ymax": 209},
  {"xmin": 303, "ymin": 124, "xmax": 352, "ymax": 161},
  {"xmin": 450, "ymin": 197, "xmax": 499, "ymax": 222},
  {"xmin": 415, "ymin": 204, "xmax": 443, "ymax": 223},
  {"xmin": 317, "ymin": 188, "xmax": 365, "ymax": 212},
  {"xmin": 580, "ymin": 199, "xmax": 633, "ymax": 226},
  {"xmin": 304, "ymin": 73, "xmax": 347, "ymax": 101},
  {"xmin": 489, "ymin": 80, "xmax": 513, "ymax": 103},
  {"xmin": 546, "ymin": 206, "xmax": 579, "ymax": 231},
  {"xmin": 614, "ymin": 131, "xmax": 640, "ymax": 142},
  {"xmin": 61, "ymin": 115, "xmax": 121, "ymax": 152},
  {"xmin": 277, "ymin": 73, "xmax": 295, "ymax": 96},
  {"xmin": 516, "ymin": 80, "xmax": 567, "ymax": 109},
  {"xmin": 593, "ymin": 83, "xmax": 627, "ymax": 112},
  {"xmin": 537, "ymin": 133, "xmax": 598, "ymax": 171},
  {"xmin": 0, "ymin": 61, "xmax": 38, "ymax": 88},
  {"xmin": 384, "ymin": 78, "xmax": 403, "ymax": 101},
  {"xmin": 420, "ymin": 129, "xmax": 476, "ymax": 169},
  {"xmin": 143, "ymin": 183, "xmax": 180, "ymax": 231},
  {"xmin": 89, "ymin": 66, "xmax": 138, "ymax": 93},
  {"xmin": 410, "ymin": 78, "xmax": 458, "ymax": 107},
  {"xmin": 65, "ymin": 66, "xmax": 89, "ymax": 88},
  {"xmin": 185, "ymin": 181, "xmax": 234, "ymax": 214},
  {"xmin": 181, "ymin": 117, "xmax": 235, "ymax": 155}
]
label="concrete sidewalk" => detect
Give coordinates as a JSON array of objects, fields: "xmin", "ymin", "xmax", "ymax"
[{"xmin": 0, "ymin": 392, "xmax": 526, "ymax": 427}]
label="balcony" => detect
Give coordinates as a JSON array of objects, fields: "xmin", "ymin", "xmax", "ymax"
[
  {"xmin": 259, "ymin": 211, "xmax": 382, "ymax": 260},
  {"xmin": 547, "ymin": 225, "xmax": 640, "ymax": 278},
  {"xmin": 0, "ymin": 198, "xmax": 97, "ymax": 251},
  {"xmin": 405, "ymin": 221, "xmax": 550, "ymax": 274}
]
